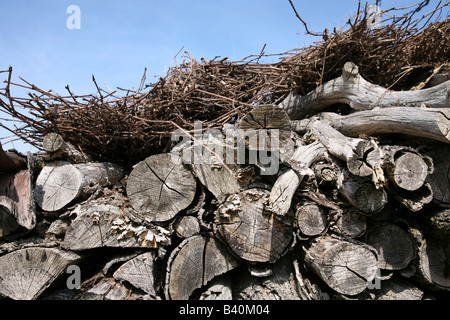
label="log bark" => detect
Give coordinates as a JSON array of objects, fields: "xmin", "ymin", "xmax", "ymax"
[
  {"xmin": 268, "ymin": 141, "xmax": 326, "ymax": 216},
  {"xmin": 0, "ymin": 142, "xmax": 27, "ymax": 173},
  {"xmin": 42, "ymin": 133, "xmax": 91, "ymax": 163},
  {"xmin": 63, "ymin": 204, "xmax": 171, "ymax": 250},
  {"xmin": 425, "ymin": 145, "xmax": 450, "ymax": 206},
  {"xmin": 279, "ymin": 61, "xmax": 450, "ymax": 119},
  {"xmin": 165, "ymin": 235, "xmax": 239, "ymax": 300},
  {"xmin": 216, "ymin": 188, "xmax": 293, "ymax": 263},
  {"xmin": 416, "ymin": 238, "xmax": 450, "ymax": 291},
  {"xmin": 126, "ymin": 153, "xmax": 197, "ymax": 222},
  {"xmin": 303, "ymin": 236, "xmax": 378, "ymax": 296},
  {"xmin": 388, "ymin": 182, "xmax": 433, "ymax": 212},
  {"xmin": 292, "ymin": 107, "xmax": 450, "ymax": 144},
  {"xmin": 365, "ymin": 223, "xmax": 416, "ymax": 270},
  {"xmin": 0, "ymin": 169, "xmax": 35, "ymax": 235},
  {"xmin": 0, "ymin": 247, "xmax": 81, "ymax": 300},
  {"xmin": 34, "ymin": 161, "xmax": 123, "ymax": 212}
]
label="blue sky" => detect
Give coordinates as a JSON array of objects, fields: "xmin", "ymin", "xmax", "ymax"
[{"xmin": 0, "ymin": 0, "xmax": 447, "ymax": 153}]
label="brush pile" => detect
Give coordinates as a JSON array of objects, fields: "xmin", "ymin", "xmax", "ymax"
[{"xmin": 0, "ymin": 1, "xmax": 449, "ymax": 301}]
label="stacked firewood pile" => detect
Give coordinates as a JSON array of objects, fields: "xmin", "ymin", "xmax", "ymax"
[{"xmin": 0, "ymin": 1, "xmax": 449, "ymax": 300}]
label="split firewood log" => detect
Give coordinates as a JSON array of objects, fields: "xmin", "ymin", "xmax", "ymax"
[
  {"xmin": 126, "ymin": 153, "xmax": 197, "ymax": 222},
  {"xmin": 63, "ymin": 204, "xmax": 171, "ymax": 250},
  {"xmin": 173, "ymin": 215, "xmax": 201, "ymax": 239},
  {"xmin": 165, "ymin": 235, "xmax": 239, "ymax": 300},
  {"xmin": 303, "ymin": 236, "xmax": 378, "ymax": 296},
  {"xmin": 113, "ymin": 251, "xmax": 160, "ymax": 297},
  {"xmin": 215, "ymin": 188, "xmax": 293, "ymax": 263},
  {"xmin": 279, "ymin": 61, "xmax": 450, "ymax": 119},
  {"xmin": 0, "ymin": 247, "xmax": 81, "ymax": 300},
  {"xmin": 34, "ymin": 160, "xmax": 123, "ymax": 212},
  {"xmin": 329, "ymin": 208, "xmax": 367, "ymax": 238}
]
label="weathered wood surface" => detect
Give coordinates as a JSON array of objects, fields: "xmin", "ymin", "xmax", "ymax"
[
  {"xmin": 382, "ymin": 146, "xmax": 432, "ymax": 191},
  {"xmin": 216, "ymin": 189, "xmax": 293, "ymax": 263},
  {"xmin": 239, "ymin": 104, "xmax": 292, "ymax": 151},
  {"xmin": 425, "ymin": 145, "xmax": 450, "ymax": 206},
  {"xmin": 0, "ymin": 247, "xmax": 81, "ymax": 300},
  {"xmin": 42, "ymin": 133, "xmax": 91, "ymax": 163},
  {"xmin": 292, "ymin": 107, "xmax": 450, "ymax": 144},
  {"xmin": 63, "ymin": 204, "xmax": 171, "ymax": 250},
  {"xmin": 279, "ymin": 61, "xmax": 450, "ymax": 119},
  {"xmin": 0, "ymin": 142, "xmax": 27, "ymax": 174},
  {"xmin": 295, "ymin": 200, "xmax": 328, "ymax": 237},
  {"xmin": 416, "ymin": 238, "xmax": 450, "ymax": 291},
  {"xmin": 269, "ymin": 141, "xmax": 326, "ymax": 216},
  {"xmin": 0, "ymin": 169, "xmax": 35, "ymax": 234},
  {"xmin": 365, "ymin": 223, "xmax": 416, "ymax": 270},
  {"xmin": 303, "ymin": 236, "xmax": 378, "ymax": 296},
  {"xmin": 127, "ymin": 153, "xmax": 197, "ymax": 222},
  {"xmin": 113, "ymin": 251, "xmax": 159, "ymax": 297},
  {"xmin": 34, "ymin": 161, "xmax": 123, "ymax": 212},
  {"xmin": 165, "ymin": 235, "xmax": 239, "ymax": 300}
]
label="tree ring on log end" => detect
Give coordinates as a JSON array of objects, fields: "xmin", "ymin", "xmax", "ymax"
[{"xmin": 215, "ymin": 188, "xmax": 293, "ymax": 263}]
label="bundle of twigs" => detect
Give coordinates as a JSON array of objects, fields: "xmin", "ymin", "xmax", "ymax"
[{"xmin": 0, "ymin": 1, "xmax": 448, "ymax": 165}]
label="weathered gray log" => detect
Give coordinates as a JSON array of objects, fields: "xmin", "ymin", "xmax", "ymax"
[
  {"xmin": 313, "ymin": 161, "xmax": 339, "ymax": 185},
  {"xmin": 329, "ymin": 208, "xmax": 367, "ymax": 238},
  {"xmin": 165, "ymin": 235, "xmax": 239, "ymax": 300},
  {"xmin": 381, "ymin": 146, "xmax": 432, "ymax": 191},
  {"xmin": 199, "ymin": 276, "xmax": 233, "ymax": 300},
  {"xmin": 216, "ymin": 188, "xmax": 293, "ymax": 263},
  {"xmin": 42, "ymin": 133, "xmax": 91, "ymax": 163},
  {"xmin": 337, "ymin": 172, "xmax": 388, "ymax": 215},
  {"xmin": 181, "ymin": 139, "xmax": 250, "ymax": 203},
  {"xmin": 301, "ymin": 119, "xmax": 383, "ymax": 179},
  {"xmin": 295, "ymin": 200, "xmax": 328, "ymax": 237},
  {"xmin": 239, "ymin": 104, "xmax": 292, "ymax": 151},
  {"xmin": 303, "ymin": 236, "xmax": 378, "ymax": 296},
  {"xmin": 0, "ymin": 169, "xmax": 35, "ymax": 235},
  {"xmin": 34, "ymin": 161, "xmax": 123, "ymax": 212},
  {"xmin": 0, "ymin": 247, "xmax": 81, "ymax": 300},
  {"xmin": 279, "ymin": 61, "xmax": 450, "ymax": 119},
  {"xmin": 292, "ymin": 107, "xmax": 450, "ymax": 144},
  {"xmin": 0, "ymin": 142, "xmax": 27, "ymax": 173},
  {"xmin": 416, "ymin": 237, "xmax": 450, "ymax": 291},
  {"xmin": 425, "ymin": 145, "xmax": 450, "ymax": 206},
  {"xmin": 63, "ymin": 204, "xmax": 171, "ymax": 250},
  {"xmin": 126, "ymin": 153, "xmax": 196, "ymax": 222},
  {"xmin": 268, "ymin": 141, "xmax": 326, "ymax": 216},
  {"xmin": 113, "ymin": 251, "xmax": 159, "ymax": 297},
  {"xmin": 365, "ymin": 223, "xmax": 416, "ymax": 270},
  {"xmin": 173, "ymin": 215, "xmax": 201, "ymax": 239},
  {"xmin": 369, "ymin": 277, "xmax": 424, "ymax": 300}
]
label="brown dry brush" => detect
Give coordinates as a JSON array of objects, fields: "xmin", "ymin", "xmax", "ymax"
[{"xmin": 0, "ymin": 1, "xmax": 449, "ymax": 166}]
